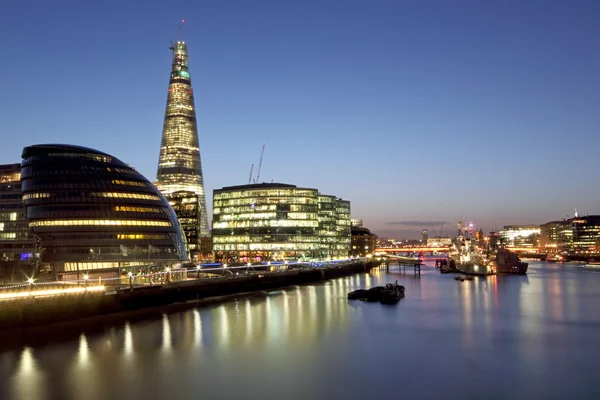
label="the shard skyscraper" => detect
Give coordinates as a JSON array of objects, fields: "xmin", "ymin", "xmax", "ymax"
[{"xmin": 156, "ymin": 41, "xmax": 209, "ymax": 240}]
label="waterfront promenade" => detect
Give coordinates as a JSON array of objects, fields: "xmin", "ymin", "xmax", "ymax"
[{"xmin": 0, "ymin": 259, "xmax": 380, "ymax": 330}]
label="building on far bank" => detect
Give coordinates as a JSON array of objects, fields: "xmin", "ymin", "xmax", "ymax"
[
  {"xmin": 498, "ymin": 225, "xmax": 540, "ymax": 248},
  {"xmin": 539, "ymin": 221, "xmax": 566, "ymax": 253},
  {"xmin": 351, "ymin": 225, "xmax": 377, "ymax": 257},
  {"xmin": 350, "ymin": 218, "xmax": 363, "ymax": 227},
  {"xmin": 427, "ymin": 237, "xmax": 452, "ymax": 247},
  {"xmin": 21, "ymin": 144, "xmax": 189, "ymax": 281},
  {"xmin": 0, "ymin": 163, "xmax": 36, "ymax": 279},
  {"xmin": 421, "ymin": 229, "xmax": 428, "ymax": 244},
  {"xmin": 539, "ymin": 216, "xmax": 600, "ymax": 254},
  {"xmin": 212, "ymin": 183, "xmax": 350, "ymax": 262},
  {"xmin": 570, "ymin": 215, "xmax": 600, "ymax": 253}
]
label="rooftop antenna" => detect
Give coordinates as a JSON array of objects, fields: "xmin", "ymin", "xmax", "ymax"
[{"xmin": 256, "ymin": 143, "xmax": 266, "ymax": 183}]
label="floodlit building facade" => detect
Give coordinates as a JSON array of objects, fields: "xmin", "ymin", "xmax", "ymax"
[
  {"xmin": 21, "ymin": 144, "xmax": 189, "ymax": 281},
  {"xmin": 498, "ymin": 225, "xmax": 540, "ymax": 248},
  {"xmin": 155, "ymin": 40, "xmax": 209, "ymax": 239},
  {"xmin": 212, "ymin": 183, "xmax": 351, "ymax": 262}
]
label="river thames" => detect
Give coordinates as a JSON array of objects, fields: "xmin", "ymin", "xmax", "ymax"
[{"xmin": 1, "ymin": 260, "xmax": 599, "ymax": 400}]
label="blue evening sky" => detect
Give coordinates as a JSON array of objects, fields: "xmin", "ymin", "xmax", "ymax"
[{"xmin": 1, "ymin": 0, "xmax": 599, "ymax": 238}]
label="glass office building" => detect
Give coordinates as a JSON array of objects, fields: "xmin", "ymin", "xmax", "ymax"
[
  {"xmin": 212, "ymin": 183, "xmax": 350, "ymax": 262},
  {"xmin": 155, "ymin": 40, "xmax": 209, "ymax": 237},
  {"xmin": 21, "ymin": 144, "xmax": 189, "ymax": 280},
  {"xmin": 571, "ymin": 216, "xmax": 600, "ymax": 253},
  {"xmin": 165, "ymin": 190, "xmax": 212, "ymax": 260},
  {"xmin": 0, "ymin": 163, "xmax": 35, "ymax": 265},
  {"xmin": 498, "ymin": 225, "xmax": 540, "ymax": 248}
]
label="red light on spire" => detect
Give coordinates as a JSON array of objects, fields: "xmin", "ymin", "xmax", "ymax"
[{"xmin": 182, "ymin": 20, "xmax": 185, "ymax": 23}]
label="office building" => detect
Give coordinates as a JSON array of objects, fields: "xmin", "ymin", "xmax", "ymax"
[
  {"xmin": 421, "ymin": 229, "xmax": 428, "ymax": 244},
  {"xmin": 350, "ymin": 218, "xmax": 363, "ymax": 227},
  {"xmin": 155, "ymin": 40, "xmax": 209, "ymax": 239},
  {"xmin": 571, "ymin": 215, "xmax": 600, "ymax": 253},
  {"xmin": 351, "ymin": 226, "xmax": 377, "ymax": 257},
  {"xmin": 539, "ymin": 221, "xmax": 565, "ymax": 253},
  {"xmin": 21, "ymin": 144, "xmax": 189, "ymax": 281},
  {"xmin": 0, "ymin": 163, "xmax": 36, "ymax": 279},
  {"xmin": 427, "ymin": 237, "xmax": 452, "ymax": 247},
  {"xmin": 212, "ymin": 183, "xmax": 350, "ymax": 262},
  {"xmin": 165, "ymin": 190, "xmax": 211, "ymax": 260},
  {"xmin": 498, "ymin": 225, "xmax": 540, "ymax": 248}
]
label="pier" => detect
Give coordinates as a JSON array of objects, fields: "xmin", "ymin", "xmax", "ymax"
[{"xmin": 380, "ymin": 256, "xmax": 423, "ymax": 276}]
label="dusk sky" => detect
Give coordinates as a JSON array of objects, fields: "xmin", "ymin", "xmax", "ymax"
[{"xmin": 1, "ymin": 0, "xmax": 599, "ymax": 239}]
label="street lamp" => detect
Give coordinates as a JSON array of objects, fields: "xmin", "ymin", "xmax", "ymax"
[
  {"xmin": 28, "ymin": 277, "xmax": 34, "ymax": 288},
  {"xmin": 165, "ymin": 267, "xmax": 171, "ymax": 283},
  {"xmin": 247, "ymin": 262, "xmax": 251, "ymax": 274},
  {"xmin": 127, "ymin": 272, "xmax": 133, "ymax": 288},
  {"xmin": 83, "ymin": 274, "xmax": 89, "ymax": 287}
]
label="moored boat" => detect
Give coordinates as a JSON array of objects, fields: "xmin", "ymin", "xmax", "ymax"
[
  {"xmin": 448, "ymin": 234, "xmax": 496, "ymax": 276},
  {"xmin": 348, "ymin": 282, "xmax": 405, "ymax": 303},
  {"xmin": 379, "ymin": 282, "xmax": 405, "ymax": 304},
  {"xmin": 495, "ymin": 248, "xmax": 528, "ymax": 274}
]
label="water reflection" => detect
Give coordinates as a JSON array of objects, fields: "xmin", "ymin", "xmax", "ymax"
[
  {"xmin": 12, "ymin": 347, "xmax": 45, "ymax": 400},
  {"xmin": 2, "ymin": 263, "xmax": 600, "ymax": 400},
  {"xmin": 193, "ymin": 309, "xmax": 202, "ymax": 350},
  {"xmin": 161, "ymin": 313, "xmax": 172, "ymax": 353},
  {"xmin": 77, "ymin": 333, "xmax": 90, "ymax": 368},
  {"xmin": 124, "ymin": 322, "xmax": 133, "ymax": 358}
]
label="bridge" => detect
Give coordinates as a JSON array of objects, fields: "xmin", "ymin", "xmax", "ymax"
[
  {"xmin": 376, "ymin": 247, "xmax": 450, "ymax": 253},
  {"xmin": 376, "ymin": 246, "xmax": 541, "ymax": 254}
]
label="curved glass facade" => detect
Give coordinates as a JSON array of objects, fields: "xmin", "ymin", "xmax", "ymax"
[{"xmin": 21, "ymin": 144, "xmax": 189, "ymax": 278}]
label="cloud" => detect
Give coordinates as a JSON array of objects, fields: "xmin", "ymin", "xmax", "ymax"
[{"xmin": 386, "ymin": 221, "xmax": 449, "ymax": 227}]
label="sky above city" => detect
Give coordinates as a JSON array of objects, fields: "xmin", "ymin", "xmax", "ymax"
[{"xmin": 1, "ymin": 0, "xmax": 599, "ymax": 239}]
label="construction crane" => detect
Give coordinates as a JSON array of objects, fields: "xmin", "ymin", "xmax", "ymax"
[
  {"xmin": 256, "ymin": 143, "xmax": 266, "ymax": 183},
  {"xmin": 431, "ymin": 222, "xmax": 445, "ymax": 237},
  {"xmin": 247, "ymin": 164, "xmax": 254, "ymax": 184},
  {"xmin": 176, "ymin": 19, "xmax": 185, "ymax": 42},
  {"xmin": 169, "ymin": 20, "xmax": 186, "ymax": 50}
]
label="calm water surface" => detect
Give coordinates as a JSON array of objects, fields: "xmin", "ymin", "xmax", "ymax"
[{"xmin": 1, "ymin": 261, "xmax": 600, "ymax": 400}]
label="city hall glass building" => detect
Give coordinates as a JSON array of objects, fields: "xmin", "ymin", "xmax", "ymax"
[
  {"xmin": 21, "ymin": 145, "xmax": 189, "ymax": 280},
  {"xmin": 212, "ymin": 183, "xmax": 351, "ymax": 262}
]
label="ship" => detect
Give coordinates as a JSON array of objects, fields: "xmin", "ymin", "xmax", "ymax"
[
  {"xmin": 494, "ymin": 248, "xmax": 528, "ymax": 274},
  {"xmin": 448, "ymin": 234, "xmax": 496, "ymax": 276}
]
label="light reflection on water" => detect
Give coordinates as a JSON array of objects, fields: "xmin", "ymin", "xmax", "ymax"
[{"xmin": 1, "ymin": 262, "xmax": 600, "ymax": 399}]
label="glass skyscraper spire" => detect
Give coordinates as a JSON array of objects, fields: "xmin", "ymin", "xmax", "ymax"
[{"xmin": 156, "ymin": 41, "xmax": 209, "ymax": 236}]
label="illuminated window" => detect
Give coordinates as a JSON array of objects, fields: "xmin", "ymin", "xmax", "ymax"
[
  {"xmin": 91, "ymin": 193, "xmax": 161, "ymax": 200},
  {"xmin": 29, "ymin": 220, "xmax": 172, "ymax": 227}
]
